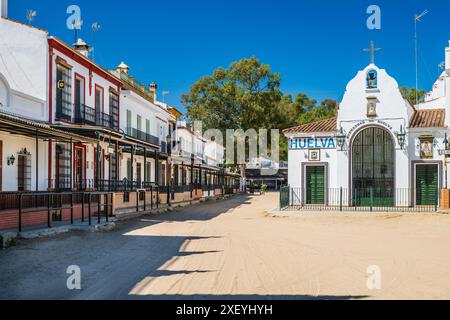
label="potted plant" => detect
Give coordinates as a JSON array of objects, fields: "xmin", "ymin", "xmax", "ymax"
[{"xmin": 260, "ymin": 183, "xmax": 268, "ymax": 195}]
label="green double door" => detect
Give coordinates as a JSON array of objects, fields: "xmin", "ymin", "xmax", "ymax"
[
  {"xmin": 306, "ymin": 166, "xmax": 325, "ymax": 205},
  {"xmin": 416, "ymin": 164, "xmax": 438, "ymax": 206}
]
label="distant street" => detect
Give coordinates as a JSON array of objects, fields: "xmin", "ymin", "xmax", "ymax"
[{"xmin": 1, "ymin": 193, "xmax": 450, "ymax": 300}]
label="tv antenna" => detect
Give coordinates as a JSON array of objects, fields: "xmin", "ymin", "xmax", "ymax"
[
  {"xmin": 162, "ymin": 91, "xmax": 170, "ymax": 103},
  {"xmin": 92, "ymin": 22, "xmax": 101, "ymax": 32},
  {"xmin": 72, "ymin": 19, "xmax": 84, "ymax": 44},
  {"xmin": 414, "ymin": 9, "xmax": 429, "ymax": 105},
  {"xmin": 90, "ymin": 22, "xmax": 101, "ymax": 60},
  {"xmin": 26, "ymin": 10, "xmax": 37, "ymax": 24}
]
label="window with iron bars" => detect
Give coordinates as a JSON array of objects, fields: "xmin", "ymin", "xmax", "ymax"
[
  {"xmin": 17, "ymin": 153, "xmax": 31, "ymax": 191},
  {"xmin": 56, "ymin": 65, "xmax": 72, "ymax": 121},
  {"xmin": 109, "ymin": 92, "xmax": 119, "ymax": 130}
]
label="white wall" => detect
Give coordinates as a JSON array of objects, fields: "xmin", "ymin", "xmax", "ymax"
[
  {"xmin": 51, "ymin": 45, "xmax": 120, "ymax": 123},
  {"xmin": 0, "ymin": 131, "xmax": 48, "ymax": 191},
  {"xmin": 0, "ymin": 19, "xmax": 48, "ymax": 120},
  {"xmin": 119, "ymin": 153, "xmax": 156, "ymax": 183},
  {"xmin": 1, "ymin": 0, "xmax": 8, "ymax": 18},
  {"xmin": 286, "ymin": 64, "xmax": 414, "ymax": 197}
]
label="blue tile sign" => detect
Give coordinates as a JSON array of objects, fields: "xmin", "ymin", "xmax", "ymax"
[{"xmin": 290, "ymin": 137, "xmax": 336, "ymax": 150}]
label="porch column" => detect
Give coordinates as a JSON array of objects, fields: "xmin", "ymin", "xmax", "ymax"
[
  {"xmin": 96, "ymin": 141, "xmax": 100, "ymax": 190},
  {"xmin": 115, "ymin": 141, "xmax": 119, "ymax": 181},
  {"xmin": 182, "ymin": 162, "xmax": 185, "ymax": 189},
  {"xmin": 190, "ymin": 157, "xmax": 194, "ymax": 198},
  {"xmin": 155, "ymin": 150, "xmax": 159, "ymax": 186},
  {"xmin": 155, "ymin": 150, "xmax": 159, "ymax": 208},
  {"xmin": 130, "ymin": 145, "xmax": 134, "ymax": 188},
  {"xmin": 167, "ymin": 159, "xmax": 171, "ymax": 206},
  {"xmin": 143, "ymin": 147, "xmax": 147, "ymax": 184},
  {"xmin": 70, "ymin": 138, "xmax": 73, "ymax": 190},
  {"xmin": 35, "ymin": 130, "xmax": 39, "ymax": 191}
]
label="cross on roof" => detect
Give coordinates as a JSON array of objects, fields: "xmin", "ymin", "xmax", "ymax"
[{"xmin": 363, "ymin": 40, "xmax": 381, "ymax": 65}]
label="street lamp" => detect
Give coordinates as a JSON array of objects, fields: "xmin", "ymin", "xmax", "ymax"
[
  {"xmin": 443, "ymin": 133, "xmax": 450, "ymax": 189},
  {"xmin": 396, "ymin": 125, "xmax": 407, "ymax": 150},
  {"xmin": 336, "ymin": 127, "xmax": 347, "ymax": 151}
]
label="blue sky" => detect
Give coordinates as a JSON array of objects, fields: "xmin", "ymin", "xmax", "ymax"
[{"xmin": 8, "ymin": 0, "xmax": 450, "ymax": 113}]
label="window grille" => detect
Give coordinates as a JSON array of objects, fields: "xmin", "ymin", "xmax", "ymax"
[
  {"xmin": 17, "ymin": 153, "xmax": 31, "ymax": 191},
  {"xmin": 109, "ymin": 92, "xmax": 119, "ymax": 130},
  {"xmin": 56, "ymin": 65, "xmax": 73, "ymax": 121}
]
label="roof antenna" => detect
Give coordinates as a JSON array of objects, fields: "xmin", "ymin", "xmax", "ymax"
[
  {"xmin": 162, "ymin": 91, "xmax": 170, "ymax": 103},
  {"xmin": 414, "ymin": 9, "xmax": 429, "ymax": 105},
  {"xmin": 89, "ymin": 22, "xmax": 101, "ymax": 60},
  {"xmin": 72, "ymin": 19, "xmax": 84, "ymax": 45},
  {"xmin": 26, "ymin": 9, "xmax": 37, "ymax": 24}
]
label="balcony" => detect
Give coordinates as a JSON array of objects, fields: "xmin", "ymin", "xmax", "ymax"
[
  {"xmin": 160, "ymin": 141, "xmax": 167, "ymax": 153},
  {"xmin": 126, "ymin": 127, "xmax": 160, "ymax": 146},
  {"xmin": 120, "ymin": 72, "xmax": 154, "ymax": 101},
  {"xmin": 74, "ymin": 104, "xmax": 119, "ymax": 131}
]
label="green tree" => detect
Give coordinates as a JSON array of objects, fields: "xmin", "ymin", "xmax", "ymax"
[
  {"xmin": 400, "ymin": 87, "xmax": 426, "ymax": 105},
  {"xmin": 182, "ymin": 57, "xmax": 338, "ymax": 162},
  {"xmin": 296, "ymin": 98, "xmax": 338, "ymax": 125},
  {"xmin": 182, "ymin": 57, "xmax": 287, "ymax": 163}
]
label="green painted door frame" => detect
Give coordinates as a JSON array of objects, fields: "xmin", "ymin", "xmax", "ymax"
[
  {"xmin": 416, "ymin": 164, "xmax": 439, "ymax": 206},
  {"xmin": 306, "ymin": 166, "xmax": 325, "ymax": 205}
]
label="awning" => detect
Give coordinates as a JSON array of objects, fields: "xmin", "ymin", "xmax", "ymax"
[{"xmin": 0, "ymin": 111, "xmax": 96, "ymax": 143}]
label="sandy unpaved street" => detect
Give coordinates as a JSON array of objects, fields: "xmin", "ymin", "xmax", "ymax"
[{"xmin": 1, "ymin": 193, "xmax": 450, "ymax": 300}]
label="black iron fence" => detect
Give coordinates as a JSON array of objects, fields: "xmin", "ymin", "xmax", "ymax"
[
  {"xmin": 280, "ymin": 187, "xmax": 439, "ymax": 212},
  {"xmin": 0, "ymin": 191, "xmax": 114, "ymax": 232}
]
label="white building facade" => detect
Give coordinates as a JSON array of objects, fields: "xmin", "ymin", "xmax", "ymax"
[{"xmin": 283, "ymin": 42, "xmax": 450, "ymax": 209}]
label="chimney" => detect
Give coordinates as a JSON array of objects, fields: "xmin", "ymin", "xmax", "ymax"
[
  {"xmin": 1, "ymin": 0, "xmax": 8, "ymax": 18},
  {"xmin": 73, "ymin": 38, "xmax": 89, "ymax": 57},
  {"xmin": 150, "ymin": 83, "xmax": 157, "ymax": 102},
  {"xmin": 446, "ymin": 41, "xmax": 450, "ymax": 71},
  {"xmin": 116, "ymin": 61, "xmax": 130, "ymax": 75}
]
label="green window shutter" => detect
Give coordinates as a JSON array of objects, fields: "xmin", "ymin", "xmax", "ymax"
[
  {"xmin": 127, "ymin": 159, "xmax": 132, "ymax": 180},
  {"xmin": 416, "ymin": 165, "xmax": 438, "ymax": 206},
  {"xmin": 137, "ymin": 115, "xmax": 142, "ymax": 131},
  {"xmin": 306, "ymin": 166, "xmax": 325, "ymax": 205},
  {"xmin": 126, "ymin": 110, "xmax": 132, "ymax": 135},
  {"xmin": 146, "ymin": 119, "xmax": 150, "ymax": 134}
]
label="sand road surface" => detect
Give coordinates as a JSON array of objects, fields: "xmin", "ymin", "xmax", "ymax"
[{"xmin": 1, "ymin": 193, "xmax": 450, "ymax": 300}]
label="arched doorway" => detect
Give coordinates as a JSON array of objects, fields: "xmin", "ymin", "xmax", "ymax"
[{"xmin": 351, "ymin": 126, "xmax": 395, "ymax": 206}]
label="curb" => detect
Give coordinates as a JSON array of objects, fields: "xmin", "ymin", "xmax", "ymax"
[{"xmin": 0, "ymin": 220, "xmax": 117, "ymax": 249}]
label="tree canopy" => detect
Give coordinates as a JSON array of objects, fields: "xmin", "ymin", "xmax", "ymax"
[
  {"xmin": 184, "ymin": 57, "xmax": 401, "ymax": 162},
  {"xmin": 400, "ymin": 87, "xmax": 426, "ymax": 105}
]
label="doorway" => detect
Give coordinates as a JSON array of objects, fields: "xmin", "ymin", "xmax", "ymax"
[
  {"xmin": 305, "ymin": 165, "xmax": 325, "ymax": 205},
  {"xmin": 415, "ymin": 164, "xmax": 439, "ymax": 206},
  {"xmin": 136, "ymin": 162, "xmax": 142, "ymax": 187},
  {"xmin": 351, "ymin": 126, "xmax": 394, "ymax": 206},
  {"xmin": 75, "ymin": 75, "xmax": 85, "ymax": 122},
  {"xmin": 74, "ymin": 147, "xmax": 85, "ymax": 190}
]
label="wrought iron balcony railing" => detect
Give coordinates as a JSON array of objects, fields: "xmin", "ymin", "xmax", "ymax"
[
  {"xmin": 74, "ymin": 104, "xmax": 119, "ymax": 131},
  {"xmin": 120, "ymin": 72, "xmax": 154, "ymax": 101},
  {"xmin": 126, "ymin": 127, "xmax": 161, "ymax": 146}
]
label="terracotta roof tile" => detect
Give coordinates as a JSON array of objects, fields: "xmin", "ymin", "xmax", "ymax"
[
  {"xmin": 283, "ymin": 118, "xmax": 337, "ymax": 134},
  {"xmin": 409, "ymin": 109, "xmax": 446, "ymax": 129}
]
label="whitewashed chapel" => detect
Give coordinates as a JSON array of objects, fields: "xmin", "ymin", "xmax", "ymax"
[{"xmin": 283, "ymin": 41, "xmax": 450, "ymax": 208}]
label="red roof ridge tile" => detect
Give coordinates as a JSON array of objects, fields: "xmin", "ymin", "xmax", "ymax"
[{"xmin": 283, "ymin": 117, "xmax": 337, "ymax": 134}]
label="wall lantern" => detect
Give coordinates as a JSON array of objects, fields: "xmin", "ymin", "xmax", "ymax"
[
  {"xmin": 336, "ymin": 128, "xmax": 347, "ymax": 151},
  {"xmin": 443, "ymin": 133, "xmax": 450, "ymax": 150},
  {"xmin": 396, "ymin": 125, "xmax": 407, "ymax": 150},
  {"xmin": 7, "ymin": 155, "xmax": 15, "ymax": 166}
]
